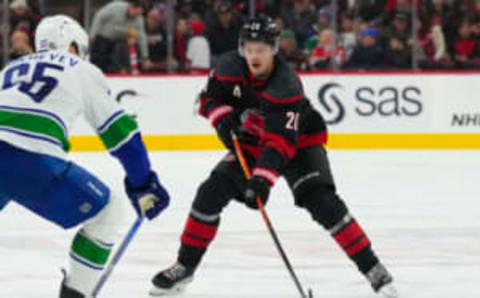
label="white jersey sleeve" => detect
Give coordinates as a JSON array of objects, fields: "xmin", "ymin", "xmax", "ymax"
[{"xmin": 79, "ymin": 63, "xmax": 140, "ymax": 152}]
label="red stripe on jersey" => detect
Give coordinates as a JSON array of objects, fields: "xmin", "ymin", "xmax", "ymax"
[
  {"xmin": 242, "ymin": 144, "xmax": 262, "ymax": 159},
  {"xmin": 345, "ymin": 236, "xmax": 371, "ymax": 257},
  {"xmin": 214, "ymin": 70, "xmax": 245, "ymax": 82},
  {"xmin": 252, "ymin": 167, "xmax": 280, "ymax": 186},
  {"xmin": 216, "ymin": 75, "xmax": 244, "ymax": 82},
  {"xmin": 298, "ymin": 132, "xmax": 328, "ymax": 148},
  {"xmin": 181, "ymin": 234, "xmax": 209, "ymax": 248},
  {"xmin": 183, "ymin": 216, "xmax": 218, "ymax": 240},
  {"xmin": 260, "ymin": 92, "xmax": 304, "ymax": 104},
  {"xmin": 333, "ymin": 220, "xmax": 364, "ymax": 248},
  {"xmin": 207, "ymin": 105, "xmax": 233, "ymax": 126},
  {"xmin": 198, "ymin": 97, "xmax": 213, "ymax": 117},
  {"xmin": 262, "ymin": 131, "xmax": 296, "ymax": 160}
]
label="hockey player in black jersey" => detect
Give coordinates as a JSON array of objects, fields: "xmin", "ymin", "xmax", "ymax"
[{"xmin": 149, "ymin": 16, "xmax": 398, "ymax": 298}]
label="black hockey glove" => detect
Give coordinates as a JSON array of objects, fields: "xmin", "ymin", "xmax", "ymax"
[
  {"xmin": 244, "ymin": 176, "xmax": 271, "ymax": 210},
  {"xmin": 215, "ymin": 113, "xmax": 239, "ymax": 151},
  {"xmin": 125, "ymin": 171, "xmax": 170, "ymax": 220}
]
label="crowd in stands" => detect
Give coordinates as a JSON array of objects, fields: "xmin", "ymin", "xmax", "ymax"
[{"xmin": 4, "ymin": 0, "xmax": 480, "ymax": 73}]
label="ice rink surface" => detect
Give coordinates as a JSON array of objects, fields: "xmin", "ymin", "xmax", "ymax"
[{"xmin": 1, "ymin": 150, "xmax": 479, "ymax": 298}]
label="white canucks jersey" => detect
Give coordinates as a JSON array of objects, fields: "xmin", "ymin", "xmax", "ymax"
[{"xmin": 0, "ymin": 50, "xmax": 139, "ymax": 159}]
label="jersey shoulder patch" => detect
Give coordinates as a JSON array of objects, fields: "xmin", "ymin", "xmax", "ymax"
[
  {"xmin": 214, "ymin": 51, "xmax": 246, "ymax": 82},
  {"xmin": 261, "ymin": 57, "xmax": 304, "ymax": 104}
]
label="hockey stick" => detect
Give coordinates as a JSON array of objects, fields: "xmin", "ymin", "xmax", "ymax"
[
  {"xmin": 91, "ymin": 215, "xmax": 144, "ymax": 297},
  {"xmin": 232, "ymin": 133, "xmax": 313, "ymax": 298}
]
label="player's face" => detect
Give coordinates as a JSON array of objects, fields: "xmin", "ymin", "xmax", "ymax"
[{"xmin": 243, "ymin": 41, "xmax": 275, "ymax": 78}]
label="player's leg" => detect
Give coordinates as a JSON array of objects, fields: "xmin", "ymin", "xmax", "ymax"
[
  {"xmin": 23, "ymin": 162, "xmax": 121, "ymax": 298},
  {"xmin": 0, "ymin": 142, "xmax": 121, "ymax": 297},
  {"xmin": 284, "ymin": 146, "xmax": 397, "ymax": 297},
  {"xmin": 58, "ymin": 191, "xmax": 122, "ymax": 298},
  {"xmin": 150, "ymin": 153, "xmax": 246, "ymax": 296},
  {"xmin": 59, "ymin": 182, "xmax": 124, "ymax": 297}
]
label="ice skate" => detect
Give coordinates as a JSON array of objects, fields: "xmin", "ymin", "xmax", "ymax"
[
  {"xmin": 366, "ymin": 263, "xmax": 399, "ymax": 298},
  {"xmin": 149, "ymin": 262, "xmax": 194, "ymax": 296},
  {"xmin": 59, "ymin": 271, "xmax": 85, "ymax": 298}
]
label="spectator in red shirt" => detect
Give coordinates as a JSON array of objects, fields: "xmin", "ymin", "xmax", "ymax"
[
  {"xmin": 309, "ymin": 29, "xmax": 345, "ymax": 69},
  {"xmin": 454, "ymin": 19, "xmax": 480, "ymax": 68},
  {"xmin": 175, "ymin": 17, "xmax": 190, "ymax": 72}
]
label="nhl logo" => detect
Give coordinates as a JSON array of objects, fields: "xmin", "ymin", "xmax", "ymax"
[
  {"xmin": 79, "ymin": 202, "xmax": 92, "ymax": 214},
  {"xmin": 233, "ymin": 85, "xmax": 242, "ymax": 98}
]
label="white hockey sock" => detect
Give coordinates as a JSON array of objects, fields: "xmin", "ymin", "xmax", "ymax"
[
  {"xmin": 67, "ymin": 229, "xmax": 113, "ymax": 294},
  {"xmin": 65, "ymin": 192, "xmax": 124, "ymax": 295}
]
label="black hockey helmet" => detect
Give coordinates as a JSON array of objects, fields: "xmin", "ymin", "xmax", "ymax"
[{"xmin": 238, "ymin": 15, "xmax": 280, "ymax": 56}]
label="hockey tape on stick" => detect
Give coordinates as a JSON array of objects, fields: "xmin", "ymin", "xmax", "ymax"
[{"xmin": 139, "ymin": 194, "xmax": 159, "ymax": 215}]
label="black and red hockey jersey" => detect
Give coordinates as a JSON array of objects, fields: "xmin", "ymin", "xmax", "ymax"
[{"xmin": 199, "ymin": 51, "xmax": 327, "ymax": 186}]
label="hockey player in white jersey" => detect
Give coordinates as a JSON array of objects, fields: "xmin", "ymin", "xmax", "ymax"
[{"xmin": 0, "ymin": 15, "xmax": 170, "ymax": 298}]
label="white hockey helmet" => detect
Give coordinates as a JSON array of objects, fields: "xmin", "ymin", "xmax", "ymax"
[{"xmin": 35, "ymin": 15, "xmax": 89, "ymax": 59}]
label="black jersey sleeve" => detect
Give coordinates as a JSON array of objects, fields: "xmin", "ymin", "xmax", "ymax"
[
  {"xmin": 198, "ymin": 71, "xmax": 233, "ymax": 127},
  {"xmin": 198, "ymin": 52, "xmax": 244, "ymax": 127}
]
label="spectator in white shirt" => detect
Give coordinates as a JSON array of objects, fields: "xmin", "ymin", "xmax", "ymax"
[{"xmin": 187, "ymin": 19, "xmax": 211, "ymax": 72}]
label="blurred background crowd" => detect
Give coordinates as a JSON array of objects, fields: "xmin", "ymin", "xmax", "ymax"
[{"xmin": 1, "ymin": 0, "xmax": 480, "ymax": 74}]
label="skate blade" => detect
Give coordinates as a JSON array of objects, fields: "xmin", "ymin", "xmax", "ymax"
[
  {"xmin": 378, "ymin": 283, "xmax": 399, "ymax": 298},
  {"xmin": 149, "ymin": 277, "xmax": 193, "ymax": 297}
]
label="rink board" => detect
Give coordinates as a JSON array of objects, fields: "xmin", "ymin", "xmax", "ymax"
[
  {"xmin": 70, "ymin": 73, "xmax": 480, "ymax": 151},
  {"xmin": 70, "ymin": 133, "xmax": 480, "ymax": 151}
]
